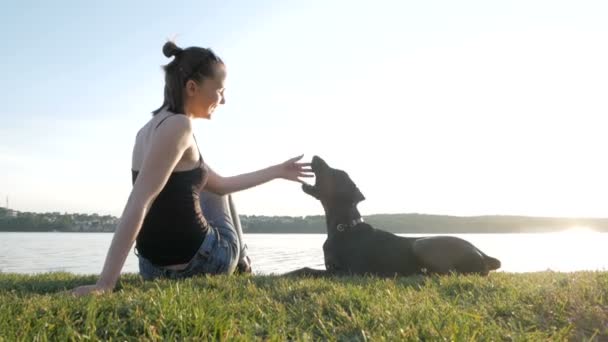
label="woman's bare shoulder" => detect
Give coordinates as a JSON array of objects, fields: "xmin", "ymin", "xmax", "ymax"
[
  {"xmin": 132, "ymin": 114, "xmax": 193, "ymax": 170},
  {"xmin": 136, "ymin": 114, "xmax": 192, "ymax": 139}
]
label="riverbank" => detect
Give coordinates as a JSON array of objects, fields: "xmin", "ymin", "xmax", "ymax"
[{"xmin": 0, "ymin": 271, "xmax": 606, "ymax": 340}]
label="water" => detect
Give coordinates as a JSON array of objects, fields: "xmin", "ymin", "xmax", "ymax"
[{"xmin": 1, "ymin": 231, "xmax": 606, "ymax": 275}]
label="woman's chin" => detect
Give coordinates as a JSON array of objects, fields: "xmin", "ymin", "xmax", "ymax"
[{"xmin": 198, "ymin": 112, "xmax": 212, "ymax": 119}]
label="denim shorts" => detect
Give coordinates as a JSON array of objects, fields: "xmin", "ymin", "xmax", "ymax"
[{"xmin": 136, "ymin": 224, "xmax": 239, "ymax": 281}]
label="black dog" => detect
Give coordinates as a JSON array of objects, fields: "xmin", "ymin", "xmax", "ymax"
[{"xmin": 287, "ymin": 156, "xmax": 501, "ymax": 277}]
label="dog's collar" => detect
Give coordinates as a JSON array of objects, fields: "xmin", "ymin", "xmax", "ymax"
[{"xmin": 336, "ymin": 218, "xmax": 364, "ymax": 232}]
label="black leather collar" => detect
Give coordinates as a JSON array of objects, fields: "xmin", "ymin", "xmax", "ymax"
[{"xmin": 336, "ymin": 218, "xmax": 365, "ymax": 232}]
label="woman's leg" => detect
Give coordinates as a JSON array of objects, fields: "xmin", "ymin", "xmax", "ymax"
[
  {"xmin": 199, "ymin": 191, "xmax": 250, "ymax": 272},
  {"xmin": 227, "ymin": 194, "xmax": 252, "ymax": 273}
]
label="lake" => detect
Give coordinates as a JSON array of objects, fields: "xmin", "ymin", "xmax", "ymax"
[{"xmin": 1, "ymin": 231, "xmax": 606, "ymax": 275}]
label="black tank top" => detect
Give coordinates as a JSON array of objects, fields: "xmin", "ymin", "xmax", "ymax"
[{"xmin": 132, "ymin": 113, "xmax": 210, "ymax": 266}]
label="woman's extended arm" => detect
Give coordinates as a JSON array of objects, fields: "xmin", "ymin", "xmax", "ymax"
[
  {"xmin": 68, "ymin": 116, "xmax": 194, "ymax": 296},
  {"xmin": 204, "ymin": 155, "xmax": 313, "ymax": 195}
]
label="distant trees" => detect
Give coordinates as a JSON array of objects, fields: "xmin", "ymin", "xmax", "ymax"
[
  {"xmin": 0, "ymin": 208, "xmax": 118, "ymax": 232},
  {"xmin": 1, "ymin": 207, "xmax": 606, "ymax": 233},
  {"xmin": 240, "ymin": 215, "xmax": 326, "ymax": 233}
]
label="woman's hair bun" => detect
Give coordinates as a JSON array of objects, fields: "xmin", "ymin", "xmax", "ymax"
[{"xmin": 162, "ymin": 41, "xmax": 183, "ymax": 58}]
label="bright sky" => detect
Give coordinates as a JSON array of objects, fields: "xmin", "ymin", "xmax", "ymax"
[{"xmin": 1, "ymin": 1, "xmax": 607, "ymax": 218}]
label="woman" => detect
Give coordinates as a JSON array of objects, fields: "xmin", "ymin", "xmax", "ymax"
[{"xmin": 70, "ymin": 41, "xmax": 312, "ymax": 296}]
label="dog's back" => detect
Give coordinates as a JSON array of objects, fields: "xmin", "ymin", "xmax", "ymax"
[{"xmin": 323, "ymin": 224, "xmax": 423, "ymax": 276}]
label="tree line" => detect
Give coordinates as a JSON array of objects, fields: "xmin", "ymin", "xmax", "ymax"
[{"xmin": 2, "ymin": 207, "xmax": 606, "ymax": 233}]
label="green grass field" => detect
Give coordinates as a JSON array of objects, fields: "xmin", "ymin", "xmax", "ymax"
[{"xmin": 0, "ymin": 271, "xmax": 606, "ymax": 341}]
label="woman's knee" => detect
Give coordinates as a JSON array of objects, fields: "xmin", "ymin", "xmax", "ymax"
[
  {"xmin": 200, "ymin": 192, "xmax": 237, "ymax": 231},
  {"xmin": 199, "ymin": 191, "xmax": 228, "ymax": 208},
  {"xmin": 200, "ymin": 191, "xmax": 231, "ymax": 217}
]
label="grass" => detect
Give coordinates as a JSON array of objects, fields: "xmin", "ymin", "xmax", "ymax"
[{"xmin": 0, "ymin": 271, "xmax": 606, "ymax": 341}]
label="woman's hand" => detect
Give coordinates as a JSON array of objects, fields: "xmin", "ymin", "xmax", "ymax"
[
  {"xmin": 65, "ymin": 283, "xmax": 113, "ymax": 297},
  {"xmin": 275, "ymin": 154, "xmax": 314, "ymax": 184}
]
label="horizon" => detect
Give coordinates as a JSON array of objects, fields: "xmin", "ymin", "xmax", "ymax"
[
  {"xmin": 1, "ymin": 1, "xmax": 607, "ymax": 218},
  {"xmin": 3, "ymin": 204, "xmax": 608, "ymax": 221}
]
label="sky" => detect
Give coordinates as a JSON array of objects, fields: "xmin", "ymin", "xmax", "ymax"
[{"xmin": 1, "ymin": 0, "xmax": 607, "ymax": 218}]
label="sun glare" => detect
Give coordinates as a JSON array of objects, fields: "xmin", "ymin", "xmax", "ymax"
[{"xmin": 561, "ymin": 226, "xmax": 598, "ymax": 235}]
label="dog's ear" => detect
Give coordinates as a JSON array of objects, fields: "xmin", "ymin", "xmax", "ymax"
[
  {"xmin": 302, "ymin": 183, "xmax": 320, "ymax": 199},
  {"xmin": 353, "ymin": 187, "xmax": 365, "ymax": 203}
]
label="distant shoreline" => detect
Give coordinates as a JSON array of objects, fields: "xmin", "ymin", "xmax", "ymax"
[
  {"xmin": 1, "ymin": 228, "xmax": 606, "ymax": 234},
  {"xmin": 2, "ymin": 207, "xmax": 607, "ymax": 233}
]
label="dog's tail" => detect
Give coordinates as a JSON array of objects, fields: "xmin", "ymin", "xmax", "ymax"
[{"xmin": 484, "ymin": 256, "xmax": 501, "ymax": 270}]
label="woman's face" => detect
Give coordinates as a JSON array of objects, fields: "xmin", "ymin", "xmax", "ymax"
[{"xmin": 184, "ymin": 63, "xmax": 226, "ymax": 119}]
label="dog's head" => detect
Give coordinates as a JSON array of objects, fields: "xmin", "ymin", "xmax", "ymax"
[{"xmin": 302, "ymin": 155, "xmax": 365, "ymax": 206}]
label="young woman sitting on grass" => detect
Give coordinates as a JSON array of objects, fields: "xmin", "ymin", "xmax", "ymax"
[{"xmin": 69, "ymin": 41, "xmax": 312, "ymax": 296}]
